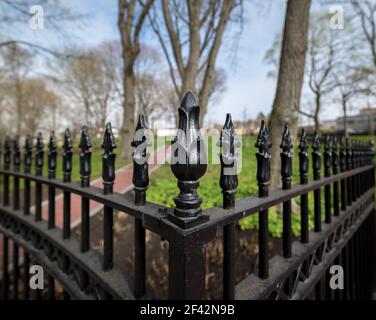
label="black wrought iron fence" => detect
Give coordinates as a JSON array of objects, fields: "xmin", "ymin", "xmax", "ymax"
[{"xmin": 0, "ymin": 91, "xmax": 375, "ymax": 300}]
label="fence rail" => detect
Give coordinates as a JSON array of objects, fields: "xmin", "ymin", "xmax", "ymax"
[{"xmin": 0, "ymin": 91, "xmax": 375, "ymax": 300}]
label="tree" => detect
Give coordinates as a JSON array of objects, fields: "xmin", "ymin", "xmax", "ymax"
[
  {"xmin": 118, "ymin": 0, "xmax": 154, "ymax": 159},
  {"xmin": 268, "ymin": 0, "xmax": 311, "ymax": 190},
  {"xmin": 148, "ymin": 0, "xmax": 242, "ymax": 126},
  {"xmin": 0, "ymin": 44, "xmax": 32, "ymax": 135},
  {"xmin": 299, "ymin": 14, "xmax": 338, "ymax": 131},
  {"xmin": 57, "ymin": 43, "xmax": 120, "ymax": 134}
]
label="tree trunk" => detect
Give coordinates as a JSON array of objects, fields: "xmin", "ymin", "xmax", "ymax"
[
  {"xmin": 268, "ymin": 0, "xmax": 311, "ymax": 190},
  {"xmin": 120, "ymin": 67, "xmax": 136, "ymax": 159},
  {"xmin": 314, "ymin": 92, "xmax": 321, "ymax": 132},
  {"xmin": 342, "ymin": 99, "xmax": 348, "ymax": 138}
]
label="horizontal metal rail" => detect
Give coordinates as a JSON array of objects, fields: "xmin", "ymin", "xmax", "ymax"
[
  {"xmin": 0, "ymin": 206, "xmax": 135, "ymax": 300},
  {"xmin": 235, "ymin": 188, "xmax": 374, "ymax": 299}
]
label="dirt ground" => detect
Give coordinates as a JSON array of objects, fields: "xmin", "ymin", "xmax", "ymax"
[{"xmin": 74, "ymin": 210, "xmax": 283, "ymax": 300}]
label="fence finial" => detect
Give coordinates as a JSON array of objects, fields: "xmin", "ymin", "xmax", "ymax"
[
  {"xmin": 345, "ymin": 138, "xmax": 352, "ymax": 171},
  {"xmin": 48, "ymin": 131, "xmax": 57, "ymax": 179},
  {"xmin": 219, "ymin": 113, "xmax": 239, "ymax": 209},
  {"xmin": 339, "ymin": 137, "xmax": 346, "ymax": 172},
  {"xmin": 13, "ymin": 136, "xmax": 21, "ymax": 171},
  {"xmin": 280, "ymin": 123, "xmax": 293, "ymax": 190},
  {"xmin": 131, "ymin": 114, "xmax": 150, "ymax": 205},
  {"xmin": 298, "ymin": 128, "xmax": 309, "ymax": 184},
  {"xmin": 79, "ymin": 126, "xmax": 92, "ymax": 187},
  {"xmin": 169, "ymin": 91, "xmax": 208, "ymax": 229},
  {"xmin": 63, "ymin": 129, "xmax": 73, "ymax": 183},
  {"xmin": 3, "ymin": 136, "xmax": 11, "ymax": 170},
  {"xmin": 323, "ymin": 135, "xmax": 331, "ymax": 177},
  {"xmin": 255, "ymin": 120, "xmax": 272, "ymax": 197},
  {"xmin": 35, "ymin": 132, "xmax": 44, "ymax": 176},
  {"xmin": 312, "ymin": 131, "xmax": 321, "ymax": 180},
  {"xmin": 332, "ymin": 136, "xmax": 339, "ymax": 175},
  {"xmin": 24, "ymin": 134, "xmax": 33, "ymax": 174},
  {"xmin": 102, "ymin": 122, "xmax": 117, "ymax": 195}
]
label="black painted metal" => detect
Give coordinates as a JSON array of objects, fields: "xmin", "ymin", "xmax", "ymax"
[
  {"xmin": 79, "ymin": 126, "xmax": 91, "ymax": 253},
  {"xmin": 219, "ymin": 113, "xmax": 239, "ymax": 300},
  {"xmin": 312, "ymin": 131, "xmax": 322, "ymax": 232},
  {"xmin": 332, "ymin": 136, "xmax": 340, "ymax": 217},
  {"xmin": 323, "ymin": 135, "xmax": 331, "ymax": 224},
  {"xmin": 0, "ymin": 105, "xmax": 375, "ymax": 300},
  {"xmin": 280, "ymin": 124, "xmax": 293, "ymax": 259},
  {"xmin": 256, "ymin": 120, "xmax": 272, "ymax": 279},
  {"xmin": 299, "ymin": 129, "xmax": 309, "ymax": 244},
  {"xmin": 131, "ymin": 114, "xmax": 150, "ymax": 298},
  {"xmin": 23, "ymin": 135, "xmax": 32, "ymax": 216},
  {"xmin": 35, "ymin": 132, "xmax": 44, "ymax": 222},
  {"xmin": 169, "ymin": 91, "xmax": 208, "ymax": 229},
  {"xmin": 102, "ymin": 123, "xmax": 116, "ymax": 272}
]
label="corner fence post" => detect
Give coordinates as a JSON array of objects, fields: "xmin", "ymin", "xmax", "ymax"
[{"xmin": 168, "ymin": 91, "xmax": 208, "ymax": 299}]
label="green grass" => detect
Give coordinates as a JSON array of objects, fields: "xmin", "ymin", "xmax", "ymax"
[{"xmin": 147, "ymin": 134, "xmax": 376, "ymax": 237}]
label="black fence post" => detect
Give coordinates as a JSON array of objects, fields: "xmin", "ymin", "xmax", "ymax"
[
  {"xmin": 48, "ymin": 131, "xmax": 57, "ymax": 229},
  {"xmin": 219, "ymin": 113, "xmax": 239, "ymax": 300},
  {"xmin": 62, "ymin": 129, "xmax": 73, "ymax": 239},
  {"xmin": 34, "ymin": 132, "xmax": 44, "ymax": 222},
  {"xmin": 132, "ymin": 114, "xmax": 150, "ymax": 298},
  {"xmin": 299, "ymin": 129, "xmax": 309, "ymax": 244},
  {"xmin": 280, "ymin": 124, "xmax": 293, "ymax": 258},
  {"xmin": 23, "ymin": 135, "xmax": 32, "ymax": 216},
  {"xmin": 312, "ymin": 131, "xmax": 321, "ymax": 232},
  {"xmin": 3, "ymin": 136, "xmax": 11, "ymax": 207},
  {"xmin": 256, "ymin": 120, "xmax": 272, "ymax": 279},
  {"xmin": 79, "ymin": 126, "xmax": 91, "ymax": 253},
  {"xmin": 339, "ymin": 137, "xmax": 347, "ymax": 211},
  {"xmin": 168, "ymin": 92, "xmax": 207, "ymax": 299},
  {"xmin": 346, "ymin": 138, "xmax": 352, "ymax": 206},
  {"xmin": 323, "ymin": 135, "xmax": 331, "ymax": 224},
  {"xmin": 332, "ymin": 136, "xmax": 340, "ymax": 216},
  {"xmin": 13, "ymin": 136, "xmax": 20, "ymax": 211},
  {"xmin": 102, "ymin": 123, "xmax": 116, "ymax": 272}
]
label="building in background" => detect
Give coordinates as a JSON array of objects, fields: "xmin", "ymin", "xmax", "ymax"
[{"xmin": 336, "ymin": 107, "xmax": 376, "ymax": 135}]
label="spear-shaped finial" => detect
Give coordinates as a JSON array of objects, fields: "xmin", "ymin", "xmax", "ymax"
[
  {"xmin": 24, "ymin": 134, "xmax": 33, "ymax": 174},
  {"xmin": 35, "ymin": 132, "xmax": 44, "ymax": 176},
  {"xmin": 79, "ymin": 126, "xmax": 92, "ymax": 187},
  {"xmin": 332, "ymin": 136, "xmax": 339, "ymax": 175},
  {"xmin": 169, "ymin": 91, "xmax": 208, "ymax": 229},
  {"xmin": 13, "ymin": 136, "xmax": 21, "ymax": 171},
  {"xmin": 255, "ymin": 120, "xmax": 272, "ymax": 197},
  {"xmin": 219, "ymin": 113, "xmax": 239, "ymax": 209},
  {"xmin": 345, "ymin": 138, "xmax": 352, "ymax": 171},
  {"xmin": 323, "ymin": 135, "xmax": 331, "ymax": 178},
  {"xmin": 280, "ymin": 124, "xmax": 293, "ymax": 190},
  {"xmin": 312, "ymin": 131, "xmax": 321, "ymax": 181},
  {"xmin": 102, "ymin": 122, "xmax": 117, "ymax": 195},
  {"xmin": 131, "ymin": 114, "xmax": 150, "ymax": 205},
  {"xmin": 3, "ymin": 136, "xmax": 11, "ymax": 170},
  {"xmin": 63, "ymin": 129, "xmax": 73, "ymax": 183},
  {"xmin": 48, "ymin": 131, "xmax": 57, "ymax": 179},
  {"xmin": 298, "ymin": 129, "xmax": 309, "ymax": 184}
]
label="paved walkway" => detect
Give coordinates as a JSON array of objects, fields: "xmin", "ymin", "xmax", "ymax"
[
  {"xmin": 0, "ymin": 144, "xmax": 170, "ymax": 273},
  {"xmin": 35, "ymin": 144, "xmax": 170, "ymax": 228}
]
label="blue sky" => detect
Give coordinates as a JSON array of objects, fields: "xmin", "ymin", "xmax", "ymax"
[{"xmin": 14, "ymin": 0, "xmax": 357, "ymax": 125}]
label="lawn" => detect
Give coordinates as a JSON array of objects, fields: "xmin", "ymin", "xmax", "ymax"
[{"xmin": 147, "ymin": 134, "xmax": 376, "ymax": 237}]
